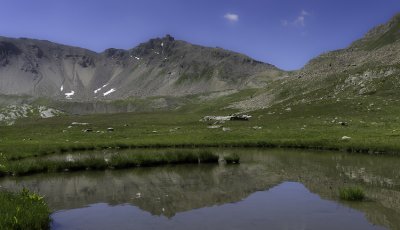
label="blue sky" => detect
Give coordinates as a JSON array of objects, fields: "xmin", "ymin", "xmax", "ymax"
[{"xmin": 0, "ymin": 0, "xmax": 399, "ymax": 70}]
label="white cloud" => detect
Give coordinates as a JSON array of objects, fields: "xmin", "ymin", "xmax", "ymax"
[
  {"xmin": 301, "ymin": 10, "xmax": 309, "ymax": 16},
  {"xmin": 282, "ymin": 10, "xmax": 310, "ymax": 27},
  {"xmin": 294, "ymin": 10, "xmax": 309, "ymax": 27},
  {"xmin": 224, "ymin": 13, "xmax": 239, "ymax": 22},
  {"xmin": 294, "ymin": 15, "xmax": 306, "ymax": 27}
]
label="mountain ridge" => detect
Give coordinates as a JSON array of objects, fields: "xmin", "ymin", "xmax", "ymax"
[
  {"xmin": 0, "ymin": 34, "xmax": 280, "ymax": 101},
  {"xmin": 1, "ymin": 12, "xmax": 400, "ymax": 120}
]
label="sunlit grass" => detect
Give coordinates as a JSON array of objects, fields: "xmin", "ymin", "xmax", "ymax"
[{"xmin": 0, "ymin": 189, "xmax": 50, "ymax": 230}]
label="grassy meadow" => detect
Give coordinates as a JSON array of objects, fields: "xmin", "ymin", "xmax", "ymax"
[{"xmin": 1, "ymin": 89, "xmax": 400, "ymax": 164}]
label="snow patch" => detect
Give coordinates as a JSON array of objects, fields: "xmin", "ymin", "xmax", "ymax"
[
  {"xmin": 65, "ymin": 90, "xmax": 75, "ymax": 99},
  {"xmin": 103, "ymin": 88, "xmax": 116, "ymax": 96},
  {"xmin": 135, "ymin": 56, "xmax": 140, "ymax": 60},
  {"xmin": 94, "ymin": 84, "xmax": 109, "ymax": 94},
  {"xmin": 60, "ymin": 85, "xmax": 64, "ymax": 92},
  {"xmin": 161, "ymin": 42, "xmax": 164, "ymax": 47}
]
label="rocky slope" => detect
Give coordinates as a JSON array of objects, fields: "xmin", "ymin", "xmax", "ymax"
[
  {"xmin": 229, "ymin": 13, "xmax": 400, "ymax": 111},
  {"xmin": 296, "ymin": 13, "xmax": 400, "ymax": 101},
  {"xmin": 302, "ymin": 13, "xmax": 400, "ymax": 77},
  {"xmin": 0, "ymin": 35, "xmax": 280, "ymax": 101}
]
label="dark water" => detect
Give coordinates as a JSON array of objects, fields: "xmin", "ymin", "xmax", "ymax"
[{"xmin": 1, "ymin": 148, "xmax": 400, "ymax": 230}]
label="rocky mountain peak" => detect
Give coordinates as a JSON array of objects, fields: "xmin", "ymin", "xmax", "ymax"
[
  {"xmin": 163, "ymin": 34, "xmax": 175, "ymax": 42},
  {"xmin": 103, "ymin": 48, "xmax": 126, "ymax": 58},
  {"xmin": 132, "ymin": 34, "xmax": 176, "ymax": 55}
]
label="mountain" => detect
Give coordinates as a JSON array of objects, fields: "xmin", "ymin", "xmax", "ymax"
[
  {"xmin": 302, "ymin": 13, "xmax": 400, "ymax": 77},
  {"xmin": 1, "ymin": 13, "xmax": 400, "ymax": 123},
  {"xmin": 227, "ymin": 13, "xmax": 400, "ymax": 111},
  {"xmin": 297, "ymin": 13, "xmax": 400, "ymax": 98},
  {"xmin": 0, "ymin": 35, "xmax": 280, "ymax": 101}
]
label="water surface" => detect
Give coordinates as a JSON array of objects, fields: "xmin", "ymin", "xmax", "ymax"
[
  {"xmin": 1, "ymin": 148, "xmax": 399, "ymax": 229},
  {"xmin": 51, "ymin": 182, "xmax": 384, "ymax": 230}
]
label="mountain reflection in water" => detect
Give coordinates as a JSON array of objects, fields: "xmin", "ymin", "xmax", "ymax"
[
  {"xmin": 50, "ymin": 182, "xmax": 384, "ymax": 230},
  {"xmin": 0, "ymin": 148, "xmax": 399, "ymax": 229}
]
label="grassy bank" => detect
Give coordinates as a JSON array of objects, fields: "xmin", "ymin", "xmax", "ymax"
[
  {"xmin": 1, "ymin": 150, "xmax": 226, "ymax": 176},
  {"xmin": 0, "ymin": 189, "xmax": 50, "ymax": 230}
]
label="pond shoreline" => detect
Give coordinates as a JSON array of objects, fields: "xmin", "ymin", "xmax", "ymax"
[
  {"xmin": 1, "ymin": 150, "xmax": 240, "ymax": 177},
  {"xmin": 4, "ymin": 140, "xmax": 399, "ymax": 162},
  {"xmin": 2, "ymin": 140, "xmax": 398, "ymax": 177},
  {"xmin": 14, "ymin": 141, "xmax": 400, "ymax": 160}
]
